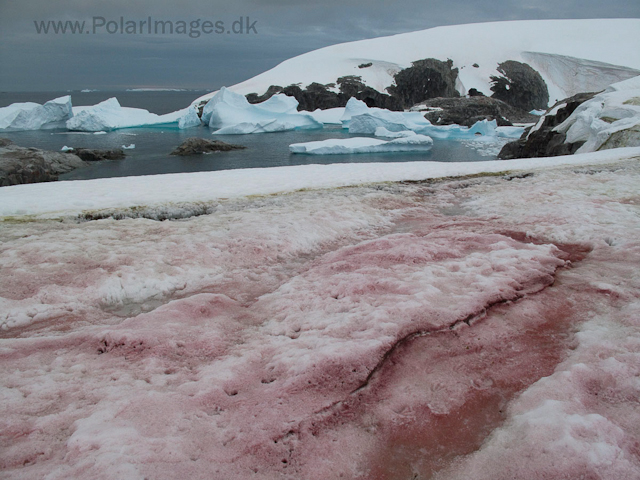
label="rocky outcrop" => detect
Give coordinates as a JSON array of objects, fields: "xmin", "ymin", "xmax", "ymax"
[
  {"xmin": 598, "ymin": 124, "xmax": 640, "ymax": 151},
  {"xmin": 337, "ymin": 76, "xmax": 401, "ymax": 110},
  {"xmin": 497, "ymin": 92, "xmax": 597, "ymax": 159},
  {"xmin": 170, "ymin": 137, "xmax": 246, "ymax": 156},
  {"xmin": 490, "ymin": 61, "xmax": 549, "ymax": 112},
  {"xmin": 248, "ymin": 59, "xmax": 460, "ymax": 111},
  {"xmin": 284, "ymin": 83, "xmax": 345, "ymax": 111},
  {"xmin": 241, "ymin": 58, "xmax": 551, "ymax": 115},
  {"xmin": 68, "ymin": 148, "xmax": 126, "ymax": 161},
  {"xmin": 246, "ymin": 76, "xmax": 401, "ymax": 111},
  {"xmin": 246, "ymin": 85, "xmax": 287, "ymax": 104},
  {"xmin": 0, "ymin": 139, "xmax": 87, "ymax": 187},
  {"xmin": 387, "ymin": 59, "xmax": 460, "ymax": 108},
  {"xmin": 416, "ymin": 96, "xmax": 538, "ymax": 127}
]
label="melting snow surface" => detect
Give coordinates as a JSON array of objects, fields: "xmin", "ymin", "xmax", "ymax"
[{"xmin": 1, "ymin": 148, "xmax": 640, "ymax": 478}]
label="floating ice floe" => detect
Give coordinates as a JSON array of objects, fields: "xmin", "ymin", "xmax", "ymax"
[
  {"xmin": 60, "ymin": 145, "xmax": 74, "ymax": 152},
  {"xmin": 290, "ymin": 135, "xmax": 433, "ymax": 155},
  {"xmin": 374, "ymin": 127, "xmax": 418, "ymax": 138},
  {"xmin": 66, "ymin": 98, "xmax": 193, "ymax": 132},
  {"xmin": 0, "ymin": 96, "xmax": 73, "ymax": 131},
  {"xmin": 122, "ymin": 144, "xmax": 135, "ymax": 150},
  {"xmin": 554, "ymin": 75, "xmax": 640, "ymax": 152},
  {"xmin": 202, "ymin": 87, "xmax": 323, "ymax": 134}
]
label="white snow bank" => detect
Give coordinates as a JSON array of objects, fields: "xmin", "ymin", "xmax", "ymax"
[
  {"xmin": 554, "ymin": 76, "xmax": 640, "ymax": 153},
  {"xmin": 0, "ymin": 96, "xmax": 73, "ymax": 131},
  {"xmin": 0, "ymin": 147, "xmax": 638, "ymax": 219},
  {"xmin": 194, "ymin": 19, "xmax": 640, "ymax": 106},
  {"xmin": 202, "ymin": 87, "xmax": 322, "ymax": 134},
  {"xmin": 289, "ymin": 135, "xmax": 433, "ymax": 155},
  {"xmin": 66, "ymin": 98, "xmax": 192, "ymax": 132}
]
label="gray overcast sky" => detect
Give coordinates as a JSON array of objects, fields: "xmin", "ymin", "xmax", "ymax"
[{"xmin": 1, "ymin": 0, "xmax": 639, "ymax": 91}]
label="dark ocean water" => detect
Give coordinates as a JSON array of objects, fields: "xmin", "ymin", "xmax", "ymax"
[{"xmin": 1, "ymin": 91, "xmax": 502, "ymax": 181}]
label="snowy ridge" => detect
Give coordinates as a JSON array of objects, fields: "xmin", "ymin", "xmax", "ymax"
[
  {"xmin": 0, "ymin": 147, "xmax": 639, "ymax": 219},
  {"xmin": 195, "ymin": 19, "xmax": 640, "ymax": 106}
]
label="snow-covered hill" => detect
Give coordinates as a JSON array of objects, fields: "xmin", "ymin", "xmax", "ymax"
[{"xmin": 196, "ymin": 19, "xmax": 640, "ymax": 107}]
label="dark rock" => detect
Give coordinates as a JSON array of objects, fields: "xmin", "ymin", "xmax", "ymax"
[
  {"xmin": 0, "ymin": 142, "xmax": 86, "ymax": 187},
  {"xmin": 418, "ymin": 96, "xmax": 537, "ymax": 127},
  {"xmin": 246, "ymin": 76, "xmax": 401, "ymax": 111},
  {"xmin": 472, "ymin": 63, "xmax": 479, "ymax": 68},
  {"xmin": 337, "ymin": 76, "xmax": 401, "ymax": 110},
  {"xmin": 246, "ymin": 85, "xmax": 285, "ymax": 104},
  {"xmin": 170, "ymin": 137, "xmax": 246, "ymax": 156},
  {"xmin": 498, "ymin": 92, "xmax": 598, "ymax": 159},
  {"xmin": 387, "ymin": 58, "xmax": 460, "ymax": 108},
  {"xmin": 358, "ymin": 62, "xmax": 373, "ymax": 69},
  {"xmin": 69, "ymin": 148, "xmax": 126, "ymax": 162},
  {"xmin": 490, "ymin": 61, "xmax": 549, "ymax": 111},
  {"xmin": 285, "ymin": 83, "xmax": 344, "ymax": 111},
  {"xmin": 242, "ymin": 58, "xmax": 549, "ymax": 114}
]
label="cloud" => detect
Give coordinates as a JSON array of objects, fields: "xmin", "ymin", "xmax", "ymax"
[{"xmin": 1, "ymin": 0, "xmax": 639, "ymax": 91}]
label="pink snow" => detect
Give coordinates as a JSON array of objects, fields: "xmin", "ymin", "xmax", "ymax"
[{"xmin": 1, "ymin": 157, "xmax": 640, "ymax": 479}]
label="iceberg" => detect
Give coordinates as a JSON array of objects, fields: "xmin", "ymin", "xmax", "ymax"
[
  {"xmin": 346, "ymin": 100, "xmax": 525, "ymax": 140},
  {"xmin": 289, "ymin": 135, "xmax": 433, "ymax": 155},
  {"xmin": 0, "ymin": 96, "xmax": 73, "ymax": 131},
  {"xmin": 340, "ymin": 98, "xmax": 376, "ymax": 125},
  {"xmin": 177, "ymin": 106, "xmax": 202, "ymax": 129},
  {"xmin": 256, "ymin": 94, "xmax": 299, "ymax": 114},
  {"xmin": 67, "ymin": 98, "xmax": 185, "ymax": 132},
  {"xmin": 343, "ymin": 98, "xmax": 433, "ymax": 134},
  {"xmin": 421, "ymin": 120, "xmax": 524, "ymax": 139},
  {"xmin": 202, "ymin": 87, "xmax": 322, "ymax": 134}
]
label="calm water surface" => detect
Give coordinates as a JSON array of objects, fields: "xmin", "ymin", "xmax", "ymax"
[{"xmin": 1, "ymin": 91, "xmax": 505, "ymax": 181}]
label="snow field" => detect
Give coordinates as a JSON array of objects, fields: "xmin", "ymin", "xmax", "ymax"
[{"xmin": 2, "ymin": 155, "xmax": 640, "ymax": 478}]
